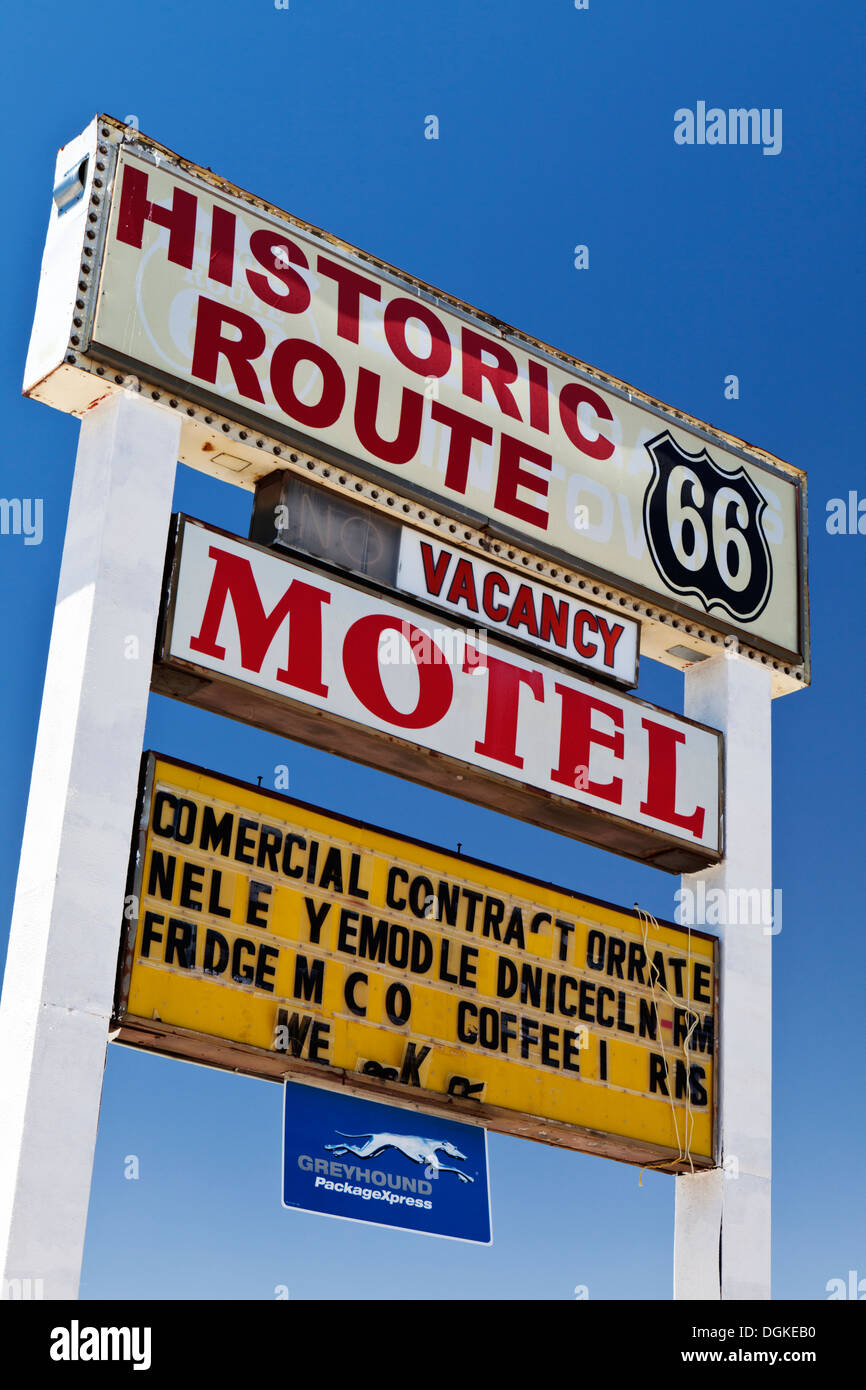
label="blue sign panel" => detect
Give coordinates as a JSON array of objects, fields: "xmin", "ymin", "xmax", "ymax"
[{"xmin": 282, "ymin": 1082, "xmax": 492, "ymax": 1244}]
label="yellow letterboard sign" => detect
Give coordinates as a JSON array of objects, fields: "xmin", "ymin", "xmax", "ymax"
[{"xmin": 115, "ymin": 754, "xmax": 718, "ymax": 1171}]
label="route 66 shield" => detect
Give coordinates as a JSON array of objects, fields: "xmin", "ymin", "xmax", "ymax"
[{"xmin": 642, "ymin": 430, "xmax": 773, "ymax": 623}]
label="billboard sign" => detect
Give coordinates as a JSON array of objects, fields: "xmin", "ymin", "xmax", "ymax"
[
  {"xmin": 25, "ymin": 116, "xmax": 808, "ymax": 682},
  {"xmin": 282, "ymin": 1082, "xmax": 492, "ymax": 1243},
  {"xmin": 115, "ymin": 754, "xmax": 718, "ymax": 1171},
  {"xmin": 155, "ymin": 517, "xmax": 722, "ymax": 873}
]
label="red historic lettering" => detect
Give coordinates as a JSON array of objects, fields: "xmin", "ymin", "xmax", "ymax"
[
  {"xmin": 354, "ymin": 368, "xmax": 424, "ymax": 465},
  {"xmin": 573, "ymin": 610, "xmax": 599, "ymax": 660},
  {"xmin": 550, "ymin": 686, "xmax": 624, "ymax": 803},
  {"xmin": 507, "ymin": 585, "xmax": 539, "ymax": 638},
  {"xmin": 419, "ymin": 542, "xmax": 452, "ymax": 598},
  {"xmin": 209, "ymin": 206, "xmax": 236, "ymax": 287},
  {"xmin": 430, "ymin": 401, "xmax": 494, "ymax": 494},
  {"xmin": 494, "ymin": 434, "xmax": 552, "ymax": 529},
  {"xmin": 384, "ymin": 298, "xmax": 452, "ymax": 377},
  {"xmin": 343, "ymin": 616, "xmax": 453, "ymax": 729},
  {"xmin": 191, "ymin": 297, "xmax": 266, "ymax": 403},
  {"xmin": 559, "ymin": 383, "xmax": 615, "ymax": 461},
  {"xmin": 270, "ymin": 339, "xmax": 345, "ymax": 427},
  {"xmin": 317, "ymin": 257, "xmax": 382, "ymax": 343},
  {"xmin": 482, "ymin": 572, "xmax": 510, "ymax": 622},
  {"xmin": 461, "ymin": 328, "xmax": 522, "ymax": 420},
  {"xmin": 596, "ymin": 615, "xmax": 625, "ymax": 668},
  {"xmin": 116, "ymin": 163, "xmax": 196, "ymax": 269},
  {"xmin": 445, "ymin": 559, "xmax": 479, "ymax": 612},
  {"xmin": 469, "ymin": 650, "xmax": 544, "ymax": 770},
  {"xmin": 189, "ymin": 546, "xmax": 329, "ymax": 694},
  {"xmin": 528, "ymin": 359, "xmax": 550, "ymax": 434},
  {"xmin": 639, "ymin": 720, "xmax": 706, "ymax": 838},
  {"xmin": 247, "ymin": 229, "xmax": 311, "ymax": 313},
  {"xmin": 538, "ymin": 593, "xmax": 568, "ymax": 649}
]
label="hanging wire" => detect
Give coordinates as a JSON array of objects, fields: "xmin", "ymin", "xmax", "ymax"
[{"xmin": 634, "ymin": 904, "xmax": 697, "ymax": 1183}]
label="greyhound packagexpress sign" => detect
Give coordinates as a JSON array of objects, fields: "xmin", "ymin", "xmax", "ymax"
[
  {"xmin": 25, "ymin": 116, "xmax": 808, "ymax": 676},
  {"xmin": 155, "ymin": 517, "xmax": 722, "ymax": 873},
  {"xmin": 282, "ymin": 1082, "xmax": 492, "ymax": 1243},
  {"xmin": 115, "ymin": 755, "xmax": 718, "ymax": 1171}
]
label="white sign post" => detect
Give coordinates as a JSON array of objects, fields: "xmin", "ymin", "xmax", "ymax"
[
  {"xmin": 673, "ymin": 652, "xmax": 773, "ymax": 1299},
  {"xmin": 0, "ymin": 392, "xmax": 179, "ymax": 1299},
  {"xmin": 3, "ymin": 112, "xmax": 797, "ymax": 1304}
]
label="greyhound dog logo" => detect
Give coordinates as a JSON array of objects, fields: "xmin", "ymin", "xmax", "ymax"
[{"xmin": 325, "ymin": 1131, "xmax": 474, "ymax": 1183}]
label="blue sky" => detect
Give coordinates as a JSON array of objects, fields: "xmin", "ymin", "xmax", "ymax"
[{"xmin": 1, "ymin": 0, "xmax": 864, "ymax": 1299}]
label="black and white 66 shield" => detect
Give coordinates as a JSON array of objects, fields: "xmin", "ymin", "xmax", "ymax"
[{"xmin": 643, "ymin": 431, "xmax": 773, "ymax": 623}]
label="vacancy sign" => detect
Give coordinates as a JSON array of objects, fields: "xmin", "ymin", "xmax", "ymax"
[
  {"xmin": 154, "ymin": 518, "xmax": 722, "ymax": 872},
  {"xmin": 25, "ymin": 116, "xmax": 808, "ymax": 676},
  {"xmin": 395, "ymin": 529, "xmax": 639, "ymax": 685},
  {"xmin": 249, "ymin": 473, "xmax": 639, "ymax": 685},
  {"xmin": 115, "ymin": 755, "xmax": 718, "ymax": 1170}
]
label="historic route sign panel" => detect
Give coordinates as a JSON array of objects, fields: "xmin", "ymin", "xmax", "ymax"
[{"xmin": 25, "ymin": 116, "xmax": 808, "ymax": 681}]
